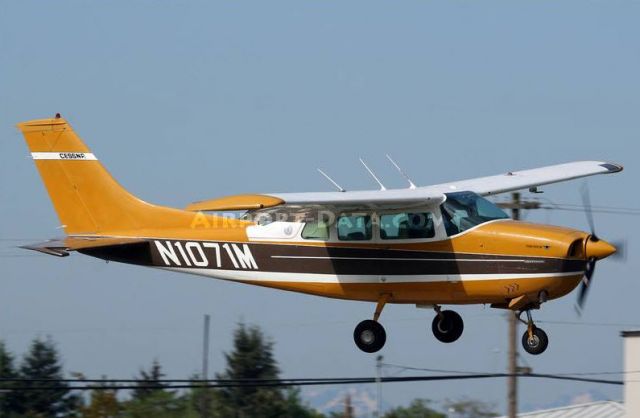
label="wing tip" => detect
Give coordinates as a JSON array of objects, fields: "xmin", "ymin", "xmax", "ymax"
[{"xmin": 599, "ymin": 162, "xmax": 624, "ymax": 173}]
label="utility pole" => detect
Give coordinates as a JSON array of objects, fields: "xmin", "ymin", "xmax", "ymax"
[
  {"xmin": 344, "ymin": 393, "xmax": 354, "ymax": 418},
  {"xmin": 376, "ymin": 355, "xmax": 383, "ymax": 417},
  {"xmin": 500, "ymin": 192, "xmax": 541, "ymax": 418},
  {"xmin": 201, "ymin": 314, "xmax": 211, "ymax": 418},
  {"xmin": 507, "ymin": 192, "xmax": 520, "ymax": 418},
  {"xmin": 496, "ymin": 193, "xmax": 542, "ymax": 418}
]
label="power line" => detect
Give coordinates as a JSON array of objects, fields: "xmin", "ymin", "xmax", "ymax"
[
  {"xmin": 3, "ymin": 368, "xmax": 638, "ymax": 384},
  {"xmin": 538, "ymin": 320, "xmax": 640, "ymax": 328},
  {"xmin": 382, "ymin": 363, "xmax": 640, "ymax": 377},
  {"xmin": 381, "ymin": 363, "xmax": 484, "ymax": 375},
  {"xmin": 493, "ymin": 199, "xmax": 640, "ymax": 216},
  {"xmin": 0, "ymin": 373, "xmax": 623, "ymax": 392},
  {"xmin": 538, "ymin": 206, "xmax": 640, "ymax": 216},
  {"xmin": 556, "ymin": 370, "xmax": 640, "ymax": 377},
  {"xmin": 538, "ymin": 202, "xmax": 640, "ymax": 213}
]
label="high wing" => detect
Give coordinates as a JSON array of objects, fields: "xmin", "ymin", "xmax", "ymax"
[
  {"xmin": 260, "ymin": 161, "xmax": 622, "ymax": 207},
  {"xmin": 22, "ymin": 236, "xmax": 147, "ymax": 257},
  {"xmin": 186, "ymin": 161, "xmax": 622, "ymax": 211},
  {"xmin": 427, "ymin": 161, "xmax": 623, "ymax": 196}
]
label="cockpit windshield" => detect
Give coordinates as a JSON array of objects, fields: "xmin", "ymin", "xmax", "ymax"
[{"xmin": 440, "ymin": 191, "xmax": 509, "ymax": 236}]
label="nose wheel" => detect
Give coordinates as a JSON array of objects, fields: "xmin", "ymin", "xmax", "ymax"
[
  {"xmin": 519, "ymin": 310, "xmax": 549, "ymax": 355},
  {"xmin": 432, "ymin": 307, "xmax": 464, "ymax": 343}
]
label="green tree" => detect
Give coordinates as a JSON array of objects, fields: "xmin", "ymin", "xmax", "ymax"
[
  {"xmin": 13, "ymin": 336, "xmax": 80, "ymax": 417},
  {"xmin": 0, "ymin": 341, "xmax": 19, "ymax": 417},
  {"xmin": 282, "ymin": 388, "xmax": 326, "ymax": 418},
  {"xmin": 121, "ymin": 391, "xmax": 188, "ymax": 418},
  {"xmin": 122, "ymin": 359, "xmax": 189, "ymax": 418},
  {"xmin": 443, "ymin": 398, "xmax": 498, "ymax": 418},
  {"xmin": 187, "ymin": 373, "xmax": 215, "ymax": 418},
  {"xmin": 80, "ymin": 384, "xmax": 121, "ymax": 418},
  {"xmin": 212, "ymin": 322, "xmax": 323, "ymax": 418},
  {"xmin": 131, "ymin": 359, "xmax": 167, "ymax": 401},
  {"xmin": 382, "ymin": 399, "xmax": 446, "ymax": 418}
]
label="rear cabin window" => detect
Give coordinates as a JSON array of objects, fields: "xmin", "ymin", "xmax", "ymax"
[
  {"xmin": 337, "ymin": 215, "xmax": 372, "ymax": 241},
  {"xmin": 301, "ymin": 220, "xmax": 330, "ymax": 240},
  {"xmin": 380, "ymin": 212, "xmax": 435, "ymax": 240}
]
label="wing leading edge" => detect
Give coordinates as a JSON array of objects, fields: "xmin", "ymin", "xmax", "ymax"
[{"xmin": 429, "ymin": 161, "xmax": 623, "ymax": 196}]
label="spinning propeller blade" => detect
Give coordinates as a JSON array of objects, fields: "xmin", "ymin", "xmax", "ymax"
[
  {"xmin": 580, "ymin": 181, "xmax": 597, "ymax": 241},
  {"xmin": 575, "ymin": 182, "xmax": 600, "ymax": 314},
  {"xmin": 575, "ymin": 258, "xmax": 596, "ymax": 314},
  {"xmin": 574, "ymin": 182, "xmax": 624, "ymax": 314}
]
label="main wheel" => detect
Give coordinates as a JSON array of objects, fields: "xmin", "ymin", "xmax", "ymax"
[
  {"xmin": 521, "ymin": 327, "xmax": 549, "ymax": 355},
  {"xmin": 353, "ymin": 320, "xmax": 386, "ymax": 353},
  {"xmin": 432, "ymin": 310, "xmax": 464, "ymax": 343}
]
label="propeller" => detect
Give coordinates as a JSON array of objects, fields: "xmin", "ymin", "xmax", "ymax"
[
  {"xmin": 575, "ymin": 257, "xmax": 596, "ymax": 314},
  {"xmin": 580, "ymin": 182, "xmax": 597, "ymax": 241},
  {"xmin": 575, "ymin": 182, "xmax": 626, "ymax": 314},
  {"xmin": 575, "ymin": 182, "xmax": 598, "ymax": 314}
]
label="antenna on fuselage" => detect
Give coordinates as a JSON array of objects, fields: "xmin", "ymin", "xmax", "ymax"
[
  {"xmin": 359, "ymin": 158, "xmax": 387, "ymax": 191},
  {"xmin": 386, "ymin": 154, "xmax": 417, "ymax": 189},
  {"xmin": 317, "ymin": 168, "xmax": 346, "ymax": 192}
]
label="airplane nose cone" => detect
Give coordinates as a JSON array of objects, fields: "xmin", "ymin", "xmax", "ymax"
[{"xmin": 585, "ymin": 238, "xmax": 617, "ymax": 260}]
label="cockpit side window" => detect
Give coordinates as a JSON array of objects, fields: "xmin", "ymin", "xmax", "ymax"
[
  {"xmin": 440, "ymin": 192, "xmax": 508, "ymax": 236},
  {"xmin": 301, "ymin": 220, "xmax": 330, "ymax": 240},
  {"xmin": 380, "ymin": 212, "xmax": 435, "ymax": 240},
  {"xmin": 337, "ymin": 215, "xmax": 372, "ymax": 241}
]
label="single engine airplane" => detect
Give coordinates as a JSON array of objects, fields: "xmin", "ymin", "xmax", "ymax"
[{"xmin": 18, "ymin": 115, "xmax": 623, "ymax": 355}]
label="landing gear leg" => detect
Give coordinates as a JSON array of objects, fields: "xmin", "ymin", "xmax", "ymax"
[
  {"xmin": 353, "ymin": 294, "xmax": 390, "ymax": 353},
  {"xmin": 519, "ymin": 309, "xmax": 549, "ymax": 355},
  {"xmin": 431, "ymin": 306, "xmax": 464, "ymax": 343}
]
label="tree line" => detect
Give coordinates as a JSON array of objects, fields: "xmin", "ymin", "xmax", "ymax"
[{"xmin": 0, "ymin": 323, "xmax": 497, "ymax": 418}]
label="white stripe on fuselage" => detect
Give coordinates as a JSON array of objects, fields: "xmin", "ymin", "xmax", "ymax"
[
  {"xmin": 270, "ymin": 255, "xmax": 544, "ymax": 263},
  {"xmin": 155, "ymin": 268, "xmax": 583, "ymax": 284}
]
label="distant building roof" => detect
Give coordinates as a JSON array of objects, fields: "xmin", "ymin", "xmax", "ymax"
[{"xmin": 498, "ymin": 401, "xmax": 624, "ymax": 418}]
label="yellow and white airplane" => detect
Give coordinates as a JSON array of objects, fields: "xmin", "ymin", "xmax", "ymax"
[{"xmin": 18, "ymin": 115, "xmax": 622, "ymax": 355}]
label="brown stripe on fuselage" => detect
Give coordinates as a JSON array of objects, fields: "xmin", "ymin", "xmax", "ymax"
[{"xmin": 82, "ymin": 239, "xmax": 586, "ymax": 276}]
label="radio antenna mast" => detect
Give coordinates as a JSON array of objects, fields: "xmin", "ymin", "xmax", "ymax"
[
  {"xmin": 386, "ymin": 155, "xmax": 417, "ymax": 189},
  {"xmin": 359, "ymin": 158, "xmax": 387, "ymax": 191},
  {"xmin": 317, "ymin": 168, "xmax": 346, "ymax": 192}
]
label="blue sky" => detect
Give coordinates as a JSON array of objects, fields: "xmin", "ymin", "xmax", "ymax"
[{"xmin": 1, "ymin": 0, "xmax": 639, "ymax": 414}]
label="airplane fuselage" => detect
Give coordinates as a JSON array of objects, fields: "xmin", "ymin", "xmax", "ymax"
[{"xmin": 79, "ymin": 219, "xmax": 595, "ymax": 307}]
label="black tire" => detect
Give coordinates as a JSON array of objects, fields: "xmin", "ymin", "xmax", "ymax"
[
  {"xmin": 353, "ymin": 320, "xmax": 386, "ymax": 353},
  {"xmin": 522, "ymin": 327, "xmax": 549, "ymax": 355},
  {"xmin": 432, "ymin": 310, "xmax": 464, "ymax": 343}
]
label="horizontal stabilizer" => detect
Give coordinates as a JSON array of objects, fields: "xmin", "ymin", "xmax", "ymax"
[
  {"xmin": 186, "ymin": 194, "xmax": 284, "ymax": 212},
  {"xmin": 21, "ymin": 236, "xmax": 147, "ymax": 257}
]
